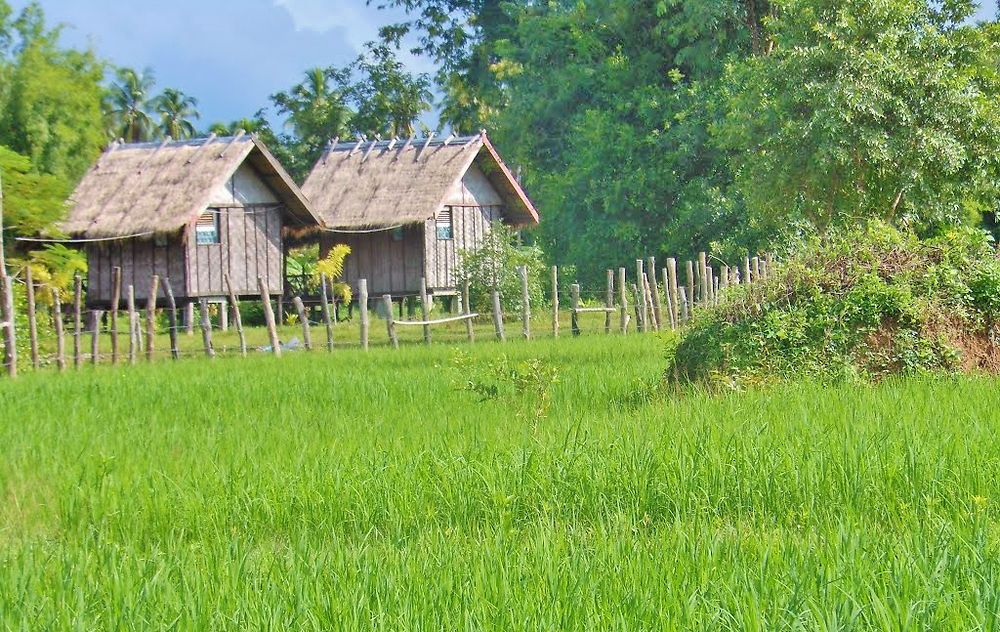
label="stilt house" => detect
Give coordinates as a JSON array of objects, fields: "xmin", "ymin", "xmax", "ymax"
[
  {"xmin": 62, "ymin": 134, "xmax": 322, "ymax": 307},
  {"xmin": 301, "ymin": 131, "xmax": 539, "ymax": 297}
]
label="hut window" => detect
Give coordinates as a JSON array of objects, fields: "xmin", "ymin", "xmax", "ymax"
[
  {"xmin": 436, "ymin": 208, "xmax": 454, "ymax": 240},
  {"xmin": 196, "ymin": 210, "xmax": 221, "ymax": 245},
  {"xmin": 391, "ymin": 226, "xmax": 404, "ymax": 242}
]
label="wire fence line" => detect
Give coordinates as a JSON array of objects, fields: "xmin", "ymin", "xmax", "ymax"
[{"xmin": 0, "ymin": 253, "xmax": 775, "ymax": 377}]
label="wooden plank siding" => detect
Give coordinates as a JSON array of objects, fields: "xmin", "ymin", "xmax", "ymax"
[
  {"xmin": 424, "ymin": 205, "xmax": 502, "ymax": 293},
  {"xmin": 321, "ymin": 226, "xmax": 425, "ymax": 297},
  {"xmin": 86, "ymin": 238, "xmax": 185, "ymax": 306}
]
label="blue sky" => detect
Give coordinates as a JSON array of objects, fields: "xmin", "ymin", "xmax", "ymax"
[{"xmin": 12, "ymin": 1, "xmax": 1000, "ymax": 131}]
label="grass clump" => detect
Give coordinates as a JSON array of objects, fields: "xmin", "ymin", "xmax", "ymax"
[{"xmin": 671, "ymin": 222, "xmax": 1000, "ymax": 385}]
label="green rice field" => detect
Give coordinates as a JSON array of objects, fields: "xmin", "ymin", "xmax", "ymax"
[{"xmin": 2, "ymin": 333, "xmax": 1000, "ymax": 629}]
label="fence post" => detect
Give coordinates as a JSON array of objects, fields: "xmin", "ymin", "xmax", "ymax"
[
  {"xmin": 635, "ymin": 260, "xmax": 647, "ymax": 333},
  {"xmin": 419, "ymin": 277, "xmax": 431, "ymax": 345},
  {"xmin": 743, "ymin": 255, "xmax": 752, "ymax": 286},
  {"xmin": 73, "ymin": 274, "xmax": 82, "ymax": 369},
  {"xmin": 463, "ymin": 279, "xmax": 474, "ymax": 343},
  {"xmin": 721, "ymin": 265, "xmax": 730, "ymax": 294},
  {"xmin": 258, "ymin": 276, "xmax": 281, "ymax": 357},
  {"xmin": 662, "ymin": 267, "xmax": 674, "ymax": 330},
  {"xmin": 752, "ymin": 256, "xmax": 761, "ymax": 282},
  {"xmin": 25, "ymin": 265, "xmax": 39, "ymax": 369},
  {"xmin": 384, "ymin": 294, "xmax": 398, "ymax": 349},
  {"xmin": 163, "ymin": 277, "xmax": 180, "ymax": 360},
  {"xmin": 667, "ymin": 258, "xmax": 679, "ymax": 330},
  {"xmin": 358, "ymin": 279, "xmax": 369, "ymax": 350},
  {"xmin": 679, "ymin": 286, "xmax": 689, "ymax": 323},
  {"xmin": 145, "ymin": 275, "xmax": 159, "ymax": 362},
  {"xmin": 570, "ymin": 283, "xmax": 581, "ymax": 337},
  {"xmin": 52, "ymin": 288, "xmax": 65, "ymax": 372},
  {"xmin": 319, "ymin": 273, "xmax": 334, "ymax": 352},
  {"xmin": 223, "ymin": 274, "xmax": 246, "ymax": 358},
  {"xmin": 491, "ymin": 290, "xmax": 505, "ymax": 342},
  {"xmin": 605, "ymin": 270, "xmax": 614, "ymax": 334},
  {"xmin": 199, "ymin": 298, "xmax": 215, "ymax": 359},
  {"xmin": 686, "ymin": 261, "xmax": 695, "ymax": 315},
  {"xmin": 647, "ymin": 257, "xmax": 663, "ymax": 330},
  {"xmin": 618, "ymin": 267, "xmax": 628, "ymax": 334},
  {"xmin": 293, "ymin": 296, "xmax": 312, "ymax": 351},
  {"xmin": 126, "ymin": 285, "xmax": 137, "ymax": 366},
  {"xmin": 519, "ymin": 265, "xmax": 531, "ymax": 340},
  {"xmin": 90, "ymin": 310, "xmax": 102, "ymax": 366}
]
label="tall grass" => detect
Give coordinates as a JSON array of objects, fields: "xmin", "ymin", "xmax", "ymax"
[{"xmin": 1, "ymin": 335, "xmax": 999, "ymax": 629}]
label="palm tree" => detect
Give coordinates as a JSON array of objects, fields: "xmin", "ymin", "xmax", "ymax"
[
  {"xmin": 155, "ymin": 88, "xmax": 200, "ymax": 140},
  {"xmin": 105, "ymin": 67, "xmax": 157, "ymax": 142},
  {"xmin": 272, "ymin": 67, "xmax": 353, "ymax": 146}
]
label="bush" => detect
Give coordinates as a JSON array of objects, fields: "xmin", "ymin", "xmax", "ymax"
[
  {"xmin": 669, "ymin": 222, "xmax": 1000, "ymax": 386},
  {"xmin": 456, "ymin": 224, "xmax": 546, "ymax": 314}
]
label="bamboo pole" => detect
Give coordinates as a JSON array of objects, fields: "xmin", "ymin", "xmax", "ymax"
[
  {"xmin": 126, "ymin": 285, "xmax": 137, "ymax": 365},
  {"xmin": 519, "ymin": 265, "xmax": 531, "ymax": 340},
  {"xmin": 618, "ymin": 267, "xmax": 628, "ymax": 334},
  {"xmin": 293, "ymin": 297, "xmax": 312, "ymax": 351},
  {"xmin": 90, "ymin": 310, "xmax": 102, "ymax": 366},
  {"xmin": 463, "ymin": 279, "xmax": 474, "ymax": 343},
  {"xmin": 570, "ymin": 283, "xmax": 581, "ymax": 337},
  {"xmin": 491, "ymin": 290, "xmax": 505, "ymax": 342},
  {"xmin": 110, "ymin": 267, "xmax": 121, "ymax": 365},
  {"xmin": 358, "ymin": 279, "xmax": 369, "ymax": 351},
  {"xmin": 52, "ymin": 288, "xmax": 64, "ymax": 372},
  {"xmin": 258, "ymin": 276, "xmax": 281, "ymax": 357},
  {"xmin": 145, "ymin": 275, "xmax": 159, "ymax": 362},
  {"xmin": 636, "ymin": 260, "xmax": 647, "ymax": 333},
  {"xmin": 223, "ymin": 274, "xmax": 246, "ymax": 358},
  {"xmin": 199, "ymin": 298, "xmax": 215, "ymax": 359},
  {"xmin": 25, "ymin": 265, "xmax": 38, "ymax": 369},
  {"xmin": 605, "ymin": 270, "xmax": 614, "ymax": 334},
  {"xmin": 384, "ymin": 294, "xmax": 398, "ymax": 349},
  {"xmin": 162, "ymin": 277, "xmax": 180, "ymax": 360},
  {"xmin": 667, "ymin": 258, "xmax": 679, "ymax": 329},
  {"xmin": 73, "ymin": 274, "xmax": 82, "ymax": 369},
  {"xmin": 551, "ymin": 265, "xmax": 559, "ymax": 338},
  {"xmin": 419, "ymin": 277, "xmax": 431, "ymax": 345},
  {"xmin": 319, "ymin": 273, "xmax": 334, "ymax": 352}
]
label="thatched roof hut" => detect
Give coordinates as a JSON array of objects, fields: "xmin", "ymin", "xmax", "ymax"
[
  {"xmin": 302, "ymin": 131, "xmax": 539, "ymax": 296},
  {"xmin": 64, "ymin": 134, "xmax": 323, "ymax": 306}
]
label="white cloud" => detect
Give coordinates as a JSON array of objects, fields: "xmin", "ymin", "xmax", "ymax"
[{"xmin": 273, "ymin": 0, "xmax": 392, "ymax": 49}]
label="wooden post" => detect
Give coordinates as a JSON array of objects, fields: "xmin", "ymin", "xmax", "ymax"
[
  {"xmin": 765, "ymin": 254, "xmax": 774, "ymax": 280},
  {"xmin": 618, "ymin": 267, "xmax": 628, "ymax": 334},
  {"xmin": 697, "ymin": 252, "xmax": 708, "ymax": 307},
  {"xmin": 258, "ymin": 277, "xmax": 280, "ymax": 357},
  {"xmin": 721, "ymin": 265, "xmax": 730, "ymax": 293},
  {"xmin": 518, "ymin": 265, "xmax": 531, "ymax": 340},
  {"xmin": 570, "ymin": 283, "xmax": 581, "ymax": 337},
  {"xmin": 679, "ymin": 286, "xmax": 689, "ymax": 323},
  {"xmin": 25, "ymin": 265, "xmax": 38, "ymax": 369},
  {"xmin": 419, "ymin": 277, "xmax": 431, "ymax": 345},
  {"xmin": 605, "ymin": 270, "xmax": 614, "ymax": 334},
  {"xmin": 110, "ymin": 267, "xmax": 121, "ymax": 365},
  {"xmin": 551, "ymin": 265, "xmax": 559, "ymax": 338},
  {"xmin": 199, "ymin": 298, "xmax": 215, "ymax": 359},
  {"xmin": 52, "ymin": 289, "xmax": 65, "ymax": 372},
  {"xmin": 384, "ymin": 294, "xmax": 398, "ymax": 349},
  {"xmin": 743, "ymin": 255, "xmax": 752, "ymax": 286},
  {"xmin": 126, "ymin": 285, "xmax": 137, "ymax": 366},
  {"xmin": 686, "ymin": 260, "xmax": 695, "ymax": 314},
  {"xmin": 630, "ymin": 284, "xmax": 642, "ymax": 327},
  {"xmin": 319, "ymin": 273, "xmax": 334, "ymax": 352},
  {"xmin": 185, "ymin": 302, "xmax": 195, "ymax": 335},
  {"xmin": 358, "ymin": 279, "xmax": 369, "ymax": 351},
  {"xmin": 145, "ymin": 275, "xmax": 159, "ymax": 362},
  {"xmin": 667, "ymin": 258, "xmax": 679, "ymax": 330},
  {"xmin": 491, "ymin": 290, "xmax": 505, "ymax": 342},
  {"xmin": 163, "ymin": 277, "xmax": 180, "ymax": 360},
  {"xmin": 73, "ymin": 274, "xmax": 82, "ymax": 369},
  {"xmin": 643, "ymin": 274, "xmax": 657, "ymax": 331},
  {"xmin": 222, "ymin": 274, "xmax": 246, "ymax": 358},
  {"xmin": 647, "ymin": 257, "xmax": 663, "ymax": 330},
  {"xmin": 752, "ymin": 256, "xmax": 761, "ymax": 282},
  {"xmin": 293, "ymin": 297, "xmax": 312, "ymax": 351},
  {"xmin": 636, "ymin": 260, "xmax": 647, "ymax": 333},
  {"xmin": 705, "ymin": 266, "xmax": 714, "ymax": 306},
  {"xmin": 462, "ymin": 279, "xmax": 474, "ymax": 343},
  {"xmin": 219, "ymin": 299, "xmax": 229, "ymax": 333},
  {"xmin": 90, "ymin": 310, "xmax": 102, "ymax": 366}
]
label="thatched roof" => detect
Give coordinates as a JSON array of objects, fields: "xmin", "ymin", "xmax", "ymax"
[
  {"xmin": 301, "ymin": 131, "xmax": 539, "ymax": 229},
  {"xmin": 63, "ymin": 134, "xmax": 322, "ymax": 239}
]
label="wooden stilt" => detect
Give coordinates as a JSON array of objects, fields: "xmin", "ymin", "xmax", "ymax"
[
  {"xmin": 163, "ymin": 277, "xmax": 180, "ymax": 360},
  {"xmin": 25, "ymin": 265, "xmax": 38, "ymax": 369},
  {"xmin": 258, "ymin": 277, "xmax": 280, "ymax": 357}
]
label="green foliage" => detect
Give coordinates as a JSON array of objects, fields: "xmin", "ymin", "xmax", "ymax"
[
  {"xmin": 18, "ymin": 243, "xmax": 87, "ymax": 305},
  {"xmin": 450, "ymin": 349, "xmax": 559, "ymax": 425},
  {"xmin": 455, "ymin": 224, "xmax": 545, "ymax": 313},
  {"xmin": 670, "ymin": 222, "xmax": 1000, "ymax": 385},
  {"xmin": 0, "ymin": 146, "xmax": 70, "ymax": 240}
]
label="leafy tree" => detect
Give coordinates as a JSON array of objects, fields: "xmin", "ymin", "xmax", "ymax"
[
  {"xmin": 104, "ymin": 67, "xmax": 157, "ymax": 142},
  {"xmin": 715, "ymin": 0, "xmax": 1000, "ymax": 239},
  {"xmin": 349, "ymin": 41, "xmax": 432, "ymax": 138},
  {"xmin": 0, "ymin": 1, "xmax": 106, "ymax": 182},
  {"xmin": 456, "ymin": 224, "xmax": 545, "ymax": 313},
  {"xmin": 0, "ymin": 146, "xmax": 70, "ymax": 240},
  {"xmin": 154, "ymin": 88, "xmax": 200, "ymax": 140},
  {"xmin": 271, "ymin": 67, "xmax": 354, "ymax": 175}
]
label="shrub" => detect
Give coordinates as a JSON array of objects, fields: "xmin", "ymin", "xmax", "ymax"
[
  {"xmin": 669, "ymin": 222, "xmax": 1000, "ymax": 386},
  {"xmin": 456, "ymin": 224, "xmax": 545, "ymax": 314}
]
